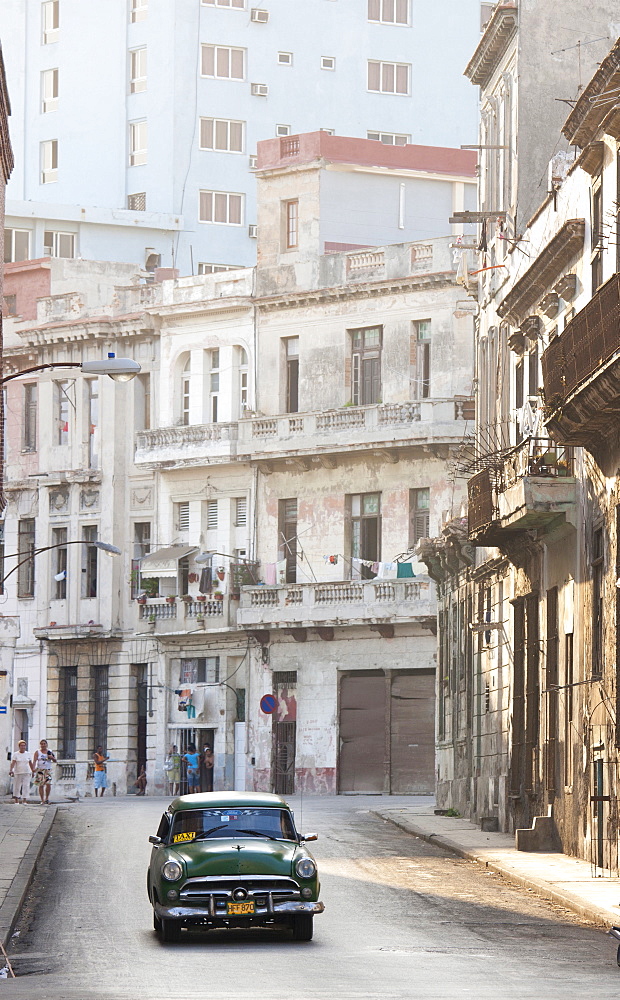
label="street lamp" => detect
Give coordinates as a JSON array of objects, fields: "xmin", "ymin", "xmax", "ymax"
[
  {"xmin": 1, "ymin": 539, "xmax": 121, "ymax": 588},
  {"xmin": 1, "ymin": 352, "xmax": 141, "ymax": 385}
]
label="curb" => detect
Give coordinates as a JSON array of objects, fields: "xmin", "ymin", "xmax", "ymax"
[
  {"xmin": 374, "ymin": 811, "xmax": 619, "ymax": 930},
  {"xmin": 0, "ymin": 806, "xmax": 58, "ymax": 949}
]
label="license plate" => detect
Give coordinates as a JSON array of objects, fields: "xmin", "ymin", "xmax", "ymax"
[{"xmin": 227, "ymin": 900, "xmax": 255, "ymax": 915}]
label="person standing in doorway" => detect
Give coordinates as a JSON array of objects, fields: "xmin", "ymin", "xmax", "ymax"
[
  {"xmin": 93, "ymin": 746, "xmax": 109, "ymax": 797},
  {"xmin": 202, "ymin": 744, "xmax": 214, "ymax": 792},
  {"xmin": 32, "ymin": 740, "xmax": 56, "ymax": 804},
  {"xmin": 183, "ymin": 743, "xmax": 201, "ymax": 793},
  {"xmin": 9, "ymin": 740, "xmax": 34, "ymax": 803},
  {"xmin": 164, "ymin": 744, "xmax": 181, "ymax": 796}
]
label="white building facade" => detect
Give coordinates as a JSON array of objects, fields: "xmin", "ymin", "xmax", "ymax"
[{"xmin": 0, "ymin": 0, "xmax": 480, "ymax": 274}]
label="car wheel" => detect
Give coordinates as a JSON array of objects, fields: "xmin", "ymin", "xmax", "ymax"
[
  {"xmin": 292, "ymin": 915, "xmax": 313, "ymax": 941},
  {"xmin": 153, "ymin": 911, "xmax": 162, "ymax": 934},
  {"xmin": 161, "ymin": 918, "xmax": 182, "ymax": 943}
]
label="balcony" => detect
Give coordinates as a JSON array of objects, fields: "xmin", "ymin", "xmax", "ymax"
[
  {"xmin": 468, "ymin": 438, "xmax": 576, "ymax": 546},
  {"xmin": 134, "ymin": 422, "xmax": 238, "ymax": 468},
  {"xmin": 134, "ymin": 597, "xmax": 238, "ymax": 634},
  {"xmin": 237, "ymin": 579, "xmax": 435, "ymax": 632},
  {"xmin": 542, "ymin": 273, "xmax": 620, "ymax": 455},
  {"xmin": 238, "ymin": 399, "xmax": 472, "ymax": 465}
]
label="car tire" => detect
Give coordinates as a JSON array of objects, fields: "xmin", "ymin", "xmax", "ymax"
[
  {"xmin": 161, "ymin": 918, "xmax": 182, "ymax": 943},
  {"xmin": 292, "ymin": 915, "xmax": 313, "ymax": 941},
  {"xmin": 153, "ymin": 911, "xmax": 162, "ymax": 934}
]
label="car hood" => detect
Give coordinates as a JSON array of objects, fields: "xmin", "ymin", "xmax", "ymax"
[{"xmin": 170, "ymin": 838, "xmax": 300, "ymax": 877}]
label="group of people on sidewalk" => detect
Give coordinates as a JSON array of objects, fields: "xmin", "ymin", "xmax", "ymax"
[
  {"xmin": 8, "ymin": 740, "xmax": 56, "ymax": 804},
  {"xmin": 164, "ymin": 743, "xmax": 213, "ymax": 796}
]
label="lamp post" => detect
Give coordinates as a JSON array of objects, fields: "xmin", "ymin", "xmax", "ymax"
[
  {"xmin": 1, "ymin": 539, "xmax": 121, "ymax": 589},
  {"xmin": 1, "ymin": 352, "xmax": 141, "ymax": 385}
]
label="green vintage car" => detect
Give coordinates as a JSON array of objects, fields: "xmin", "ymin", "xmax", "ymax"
[{"xmin": 147, "ymin": 791, "xmax": 325, "ymax": 942}]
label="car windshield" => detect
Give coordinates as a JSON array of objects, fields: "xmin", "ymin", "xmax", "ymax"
[{"xmin": 169, "ymin": 808, "xmax": 298, "ymax": 844}]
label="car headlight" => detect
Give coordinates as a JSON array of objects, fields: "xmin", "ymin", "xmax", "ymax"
[
  {"xmin": 295, "ymin": 857, "xmax": 317, "ymax": 879},
  {"xmin": 162, "ymin": 860, "xmax": 183, "ymax": 882}
]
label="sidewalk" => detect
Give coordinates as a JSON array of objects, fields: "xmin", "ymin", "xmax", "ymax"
[
  {"xmin": 0, "ymin": 803, "xmax": 57, "ymax": 948},
  {"xmin": 374, "ymin": 803, "xmax": 620, "ymax": 928}
]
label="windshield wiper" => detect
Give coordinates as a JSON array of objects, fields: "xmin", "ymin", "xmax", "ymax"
[
  {"xmin": 193, "ymin": 825, "xmax": 228, "ymax": 840},
  {"xmin": 240, "ymin": 829, "xmax": 281, "ymax": 842}
]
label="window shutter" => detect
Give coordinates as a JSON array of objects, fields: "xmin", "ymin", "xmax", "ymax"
[
  {"xmin": 235, "ymin": 497, "xmax": 247, "ymax": 526},
  {"xmin": 177, "ymin": 502, "xmax": 190, "ymax": 531},
  {"xmin": 207, "ymin": 500, "xmax": 218, "ymax": 529}
]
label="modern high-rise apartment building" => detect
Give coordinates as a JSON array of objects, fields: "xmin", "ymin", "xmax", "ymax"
[{"xmin": 1, "ymin": 0, "xmax": 480, "ymax": 275}]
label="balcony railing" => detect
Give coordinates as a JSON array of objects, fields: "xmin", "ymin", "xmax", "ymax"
[
  {"xmin": 137, "ymin": 597, "xmax": 233, "ymax": 631},
  {"xmin": 135, "ymin": 422, "xmax": 238, "ymax": 465},
  {"xmin": 238, "ymin": 579, "xmax": 435, "ymax": 627}
]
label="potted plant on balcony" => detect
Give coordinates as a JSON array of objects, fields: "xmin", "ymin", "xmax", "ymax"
[
  {"xmin": 136, "ymin": 594, "xmax": 147, "ymax": 605},
  {"xmin": 181, "ymin": 594, "xmax": 193, "ymax": 604},
  {"xmin": 213, "ymin": 590, "xmax": 224, "ymax": 601},
  {"xmin": 196, "ymin": 593, "xmax": 207, "ymax": 602},
  {"xmin": 141, "ymin": 578, "xmax": 159, "ymax": 598},
  {"xmin": 166, "ymin": 595, "xmax": 177, "ymax": 605}
]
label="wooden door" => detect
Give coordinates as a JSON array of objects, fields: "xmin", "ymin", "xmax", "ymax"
[
  {"xmin": 339, "ymin": 672, "xmax": 385, "ymax": 793},
  {"xmin": 390, "ymin": 671, "xmax": 435, "ymax": 794}
]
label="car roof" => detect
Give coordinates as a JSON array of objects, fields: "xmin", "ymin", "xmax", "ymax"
[{"xmin": 168, "ymin": 791, "xmax": 291, "ymax": 813}]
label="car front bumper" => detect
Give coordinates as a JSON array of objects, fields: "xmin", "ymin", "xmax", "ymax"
[{"xmin": 155, "ymin": 900, "xmax": 325, "ymax": 920}]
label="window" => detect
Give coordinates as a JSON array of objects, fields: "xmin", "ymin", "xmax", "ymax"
[
  {"xmin": 238, "ymin": 346, "xmax": 249, "ymax": 413},
  {"xmin": 203, "ymin": 0, "xmax": 245, "ymax": 6},
  {"xmin": 284, "ymin": 337, "xmax": 299, "ymax": 413},
  {"xmin": 130, "ymin": 47, "xmax": 147, "ymax": 93},
  {"xmin": 54, "ymin": 380, "xmax": 71, "ymax": 444},
  {"xmin": 41, "ymin": 68, "xmax": 59, "ymax": 112},
  {"xmin": 132, "ymin": 522, "xmax": 151, "ymax": 599},
  {"xmin": 92, "ymin": 665, "xmax": 109, "ymax": 751},
  {"xmin": 127, "ymin": 192, "xmax": 146, "ymax": 211},
  {"xmin": 130, "ymin": 0, "xmax": 148, "ymax": 21},
  {"xmin": 368, "ymin": 0, "xmax": 409, "ymax": 23},
  {"xmin": 180, "ymin": 657, "xmax": 220, "ymax": 685},
  {"xmin": 413, "ymin": 319, "xmax": 431, "ymax": 399},
  {"xmin": 4, "ymin": 295, "xmax": 16, "ymax": 317},
  {"xmin": 410, "ymin": 488, "xmax": 430, "ymax": 546},
  {"xmin": 592, "ymin": 527, "xmax": 604, "ymax": 677},
  {"xmin": 181, "ymin": 356, "xmax": 191, "ymax": 425},
  {"xmin": 283, "ymin": 199, "xmax": 298, "ymax": 249},
  {"xmin": 86, "ymin": 379, "xmax": 99, "ymax": 468},
  {"xmin": 207, "ymin": 500, "xmax": 218, "ymax": 530},
  {"xmin": 350, "ymin": 493, "xmax": 381, "ymax": 579},
  {"xmin": 592, "ymin": 180, "xmax": 603, "ymax": 292},
  {"xmin": 198, "ymin": 262, "xmax": 241, "ymax": 274},
  {"xmin": 276, "ymin": 124, "xmax": 291, "ymax": 137},
  {"xmin": 199, "ymin": 190, "xmax": 243, "ymax": 225},
  {"xmin": 367, "ymin": 130, "xmax": 410, "ymax": 145},
  {"xmin": 52, "ymin": 526, "xmax": 67, "ymax": 599},
  {"xmin": 17, "ymin": 519, "xmax": 36, "ymax": 598},
  {"xmin": 367, "ymin": 60, "xmax": 410, "ymax": 95},
  {"xmin": 129, "ymin": 120, "xmax": 147, "ymax": 165},
  {"xmin": 42, "ymin": 0, "xmax": 59, "ymax": 43},
  {"xmin": 82, "ymin": 525, "xmax": 98, "ymax": 598},
  {"xmin": 321, "ymin": 56, "xmax": 335, "ymax": 70},
  {"xmin": 44, "ymin": 230, "xmax": 75, "ymax": 258},
  {"xmin": 200, "ymin": 117, "xmax": 244, "ymax": 152},
  {"xmin": 176, "ymin": 502, "xmax": 190, "ymax": 532},
  {"xmin": 23, "ymin": 384, "xmax": 37, "ymax": 452},
  {"xmin": 351, "ymin": 326, "xmax": 381, "ymax": 405},
  {"xmin": 135, "ymin": 372, "xmax": 151, "ymax": 431},
  {"xmin": 278, "ymin": 52, "xmax": 292, "ymax": 65},
  {"xmin": 4, "ymin": 228, "xmax": 30, "ymax": 263},
  {"xmin": 40, "ymin": 139, "xmax": 58, "ymax": 183},
  {"xmin": 278, "ymin": 499, "xmax": 298, "ymax": 583},
  {"xmin": 60, "ymin": 667, "xmax": 78, "ymax": 759},
  {"xmin": 235, "ymin": 497, "xmax": 247, "ymax": 526},
  {"xmin": 201, "ymin": 44, "xmax": 245, "ymax": 80},
  {"xmin": 210, "ymin": 349, "xmax": 220, "ymax": 422}
]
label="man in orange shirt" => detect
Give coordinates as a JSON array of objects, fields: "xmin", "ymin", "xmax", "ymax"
[{"xmin": 93, "ymin": 746, "xmax": 109, "ymax": 797}]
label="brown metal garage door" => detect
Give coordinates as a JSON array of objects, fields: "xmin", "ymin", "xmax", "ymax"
[
  {"xmin": 390, "ymin": 670, "xmax": 435, "ymax": 794},
  {"xmin": 339, "ymin": 672, "xmax": 385, "ymax": 793},
  {"xmin": 339, "ymin": 670, "xmax": 435, "ymax": 794}
]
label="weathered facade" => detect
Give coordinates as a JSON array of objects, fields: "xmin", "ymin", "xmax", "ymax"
[
  {"xmin": 1, "ymin": 133, "xmax": 475, "ymax": 798},
  {"xmin": 424, "ymin": 12, "xmax": 620, "ymax": 868}
]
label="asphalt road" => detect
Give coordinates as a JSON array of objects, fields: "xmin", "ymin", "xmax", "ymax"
[{"xmin": 4, "ymin": 795, "xmax": 620, "ymax": 1000}]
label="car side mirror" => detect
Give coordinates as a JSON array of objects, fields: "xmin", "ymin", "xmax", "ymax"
[
  {"xmin": 149, "ymin": 835, "xmax": 162, "ymax": 846},
  {"xmin": 302, "ymin": 832, "xmax": 318, "ymax": 842}
]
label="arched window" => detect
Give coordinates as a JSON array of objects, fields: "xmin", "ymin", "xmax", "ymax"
[{"xmin": 238, "ymin": 346, "xmax": 249, "ymax": 415}]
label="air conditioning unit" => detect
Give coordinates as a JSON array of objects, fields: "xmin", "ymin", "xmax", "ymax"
[
  {"xmin": 249, "ymin": 154, "xmax": 258, "ymax": 169},
  {"xmin": 248, "ymin": 225, "xmax": 258, "ymax": 238},
  {"xmin": 251, "ymin": 8, "xmax": 269, "ymax": 21},
  {"xmin": 251, "ymin": 83, "xmax": 269, "ymax": 97}
]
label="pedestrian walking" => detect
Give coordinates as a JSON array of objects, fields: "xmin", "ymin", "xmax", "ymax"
[
  {"xmin": 135, "ymin": 765, "xmax": 147, "ymax": 796},
  {"xmin": 32, "ymin": 740, "xmax": 56, "ymax": 804},
  {"xmin": 93, "ymin": 746, "xmax": 109, "ymax": 797},
  {"xmin": 9, "ymin": 740, "xmax": 34, "ymax": 803},
  {"xmin": 164, "ymin": 744, "xmax": 181, "ymax": 796},
  {"xmin": 182, "ymin": 743, "xmax": 201, "ymax": 793}
]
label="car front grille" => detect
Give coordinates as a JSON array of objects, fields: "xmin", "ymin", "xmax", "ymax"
[{"xmin": 179, "ymin": 876, "xmax": 301, "ymax": 915}]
